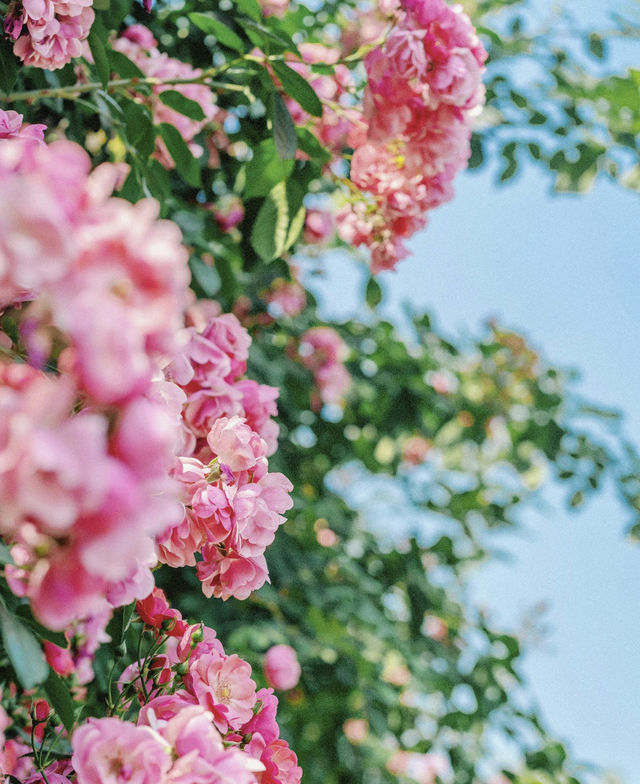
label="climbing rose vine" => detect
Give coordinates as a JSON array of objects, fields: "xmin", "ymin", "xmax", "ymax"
[{"xmin": 0, "ymin": 0, "xmax": 490, "ymax": 781}]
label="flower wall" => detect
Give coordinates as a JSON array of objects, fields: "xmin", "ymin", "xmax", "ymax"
[{"xmin": 1, "ymin": 0, "xmax": 639, "ymax": 783}]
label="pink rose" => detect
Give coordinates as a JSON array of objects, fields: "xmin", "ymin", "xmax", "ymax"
[
  {"xmin": 197, "ymin": 547, "xmax": 269, "ymax": 601},
  {"xmin": 186, "ymin": 650, "xmax": 257, "ymax": 732},
  {"xmin": 71, "ymin": 717, "xmax": 172, "ymax": 784},
  {"xmin": 207, "ymin": 415, "xmax": 267, "ymax": 472},
  {"xmin": 259, "ymin": 739, "xmax": 302, "ymax": 784},
  {"xmin": 263, "ymin": 645, "xmax": 301, "ymax": 691}
]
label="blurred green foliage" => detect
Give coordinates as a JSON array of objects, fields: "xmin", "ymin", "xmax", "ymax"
[{"xmin": 160, "ymin": 301, "xmax": 640, "ymax": 784}]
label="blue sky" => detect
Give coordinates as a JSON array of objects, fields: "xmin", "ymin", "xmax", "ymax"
[
  {"xmin": 305, "ymin": 1, "xmax": 640, "ymax": 777},
  {"xmin": 311, "ymin": 164, "xmax": 640, "ymax": 782}
]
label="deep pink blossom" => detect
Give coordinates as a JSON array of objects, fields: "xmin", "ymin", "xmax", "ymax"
[
  {"xmin": 259, "ymin": 739, "xmax": 302, "ymax": 784},
  {"xmin": 240, "ymin": 688, "xmax": 280, "ymax": 746},
  {"xmin": 136, "ymin": 587, "xmax": 188, "ymax": 637}
]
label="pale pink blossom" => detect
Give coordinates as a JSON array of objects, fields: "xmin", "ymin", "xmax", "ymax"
[
  {"xmin": 263, "ymin": 645, "xmax": 301, "ymax": 691},
  {"xmin": 0, "ymin": 109, "xmax": 46, "ymax": 143},
  {"xmin": 9, "ymin": 0, "xmax": 94, "ymax": 70},
  {"xmin": 386, "ymin": 750, "xmax": 450, "ymax": 783},
  {"xmin": 401, "ymin": 435, "xmax": 432, "ymax": 465},
  {"xmin": 299, "ymin": 327, "xmax": 351, "ymax": 407},
  {"xmin": 71, "ymin": 718, "xmax": 172, "ymax": 784},
  {"xmin": 207, "ymin": 416, "xmax": 267, "ymax": 472},
  {"xmin": 343, "ymin": 718, "xmax": 368, "ymax": 744},
  {"xmin": 337, "ymin": 0, "xmax": 487, "ymax": 272},
  {"xmin": 0, "ymin": 138, "xmax": 188, "ymax": 627},
  {"xmin": 258, "ymin": 0, "xmax": 289, "ymax": 17},
  {"xmin": 303, "ymin": 210, "xmax": 335, "ymax": 247},
  {"xmin": 187, "ymin": 650, "xmax": 257, "ymax": 732},
  {"xmin": 198, "ymin": 547, "xmax": 270, "ymax": 601},
  {"xmin": 237, "ymin": 380, "xmax": 280, "ymax": 455}
]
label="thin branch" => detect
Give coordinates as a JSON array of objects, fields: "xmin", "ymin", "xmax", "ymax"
[{"xmin": 4, "ymin": 69, "xmax": 233, "ymax": 104}]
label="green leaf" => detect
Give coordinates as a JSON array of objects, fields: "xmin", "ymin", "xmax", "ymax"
[
  {"xmin": 251, "ymin": 181, "xmax": 289, "ymax": 261},
  {"xmin": 212, "ymin": 252, "xmax": 237, "ymax": 304},
  {"xmin": 108, "ymin": 49, "xmax": 145, "ymax": 79},
  {"xmin": 118, "ymin": 166, "xmax": 144, "ymax": 202},
  {"xmin": 499, "ymin": 141, "xmax": 518, "ymax": 182},
  {"xmin": 234, "ymin": 0, "xmax": 261, "ymax": 21},
  {"xmin": 100, "ymin": 0, "xmax": 129, "ymax": 31},
  {"xmin": 190, "ymin": 258, "xmax": 221, "ymax": 297},
  {"xmin": 296, "ymin": 127, "xmax": 331, "ymax": 165},
  {"xmin": 509, "ymin": 90, "xmax": 528, "ymax": 109},
  {"xmin": 271, "ymin": 60, "xmax": 322, "ymax": 117},
  {"xmin": 158, "ymin": 90, "xmax": 206, "ymax": 121},
  {"xmin": 106, "ymin": 602, "xmax": 135, "ymax": 646},
  {"xmin": 285, "ymin": 198, "xmax": 306, "ymax": 251},
  {"xmin": 157, "ymin": 123, "xmax": 202, "ymax": 187},
  {"xmin": 243, "ymin": 139, "xmax": 294, "ymax": 199},
  {"xmin": 123, "ymin": 99, "xmax": 154, "ymax": 159},
  {"xmin": 476, "ymin": 24, "xmax": 502, "ymax": 47},
  {"xmin": 0, "ymin": 541, "xmax": 14, "ymax": 566},
  {"xmin": 468, "ymin": 133, "xmax": 483, "ymax": 169},
  {"xmin": 588, "ymin": 33, "xmax": 605, "ymax": 60},
  {"xmin": 365, "ymin": 276, "xmax": 383, "ymax": 309},
  {"xmin": 143, "ymin": 159, "xmax": 170, "ymax": 205},
  {"xmin": 88, "ymin": 25, "xmax": 110, "ymax": 90},
  {"xmin": 14, "ymin": 607, "xmax": 68, "ymax": 648},
  {"xmin": 189, "ymin": 13, "xmax": 245, "ymax": 52},
  {"xmin": 271, "ymin": 92, "xmax": 297, "ymax": 160},
  {"xmin": 243, "ymin": 19, "xmax": 300, "ymax": 56},
  {"xmin": 0, "ymin": 601, "xmax": 48, "ymax": 690},
  {"xmin": 0, "ymin": 36, "xmax": 18, "ymax": 97},
  {"xmin": 529, "ymin": 110, "xmax": 547, "ymax": 125},
  {"xmin": 570, "ymin": 490, "xmax": 584, "ymax": 507},
  {"xmin": 528, "ymin": 142, "xmax": 542, "ymax": 160},
  {"xmin": 44, "ymin": 670, "xmax": 76, "ymax": 734}
]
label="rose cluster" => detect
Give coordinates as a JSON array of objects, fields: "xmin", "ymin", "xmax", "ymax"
[
  {"xmin": 1, "ymin": 590, "xmax": 302, "ymax": 784},
  {"xmin": 3, "ymin": 0, "xmax": 94, "ymax": 70},
  {"xmin": 159, "ymin": 312, "xmax": 293, "ymax": 600},
  {"xmin": 0, "ymin": 136, "xmax": 294, "ymax": 626},
  {"xmin": 337, "ymin": 0, "xmax": 487, "ymax": 272},
  {"xmin": 0, "ymin": 136, "xmax": 189, "ymax": 629}
]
